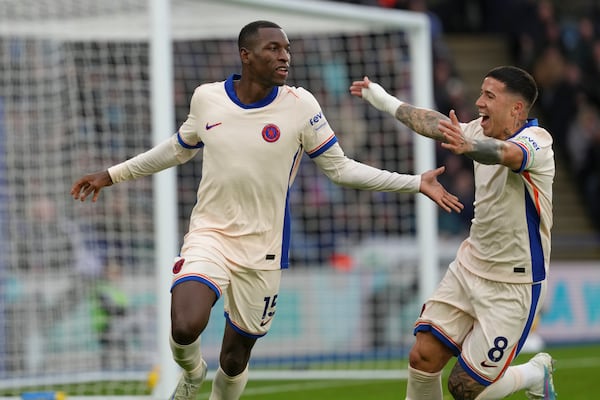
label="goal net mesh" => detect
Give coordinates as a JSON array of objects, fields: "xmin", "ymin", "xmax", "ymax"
[{"xmin": 0, "ymin": 0, "xmax": 439, "ymax": 396}]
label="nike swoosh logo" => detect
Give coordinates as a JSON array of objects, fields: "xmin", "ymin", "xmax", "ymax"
[
  {"xmin": 205, "ymin": 122, "xmax": 222, "ymax": 130},
  {"xmin": 480, "ymin": 360, "xmax": 497, "ymax": 368},
  {"xmin": 260, "ymin": 316, "xmax": 274, "ymax": 327}
]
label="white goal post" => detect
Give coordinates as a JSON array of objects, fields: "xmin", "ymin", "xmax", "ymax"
[{"xmin": 0, "ymin": 0, "xmax": 441, "ymax": 398}]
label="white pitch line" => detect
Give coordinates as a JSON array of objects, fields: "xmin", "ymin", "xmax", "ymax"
[{"xmin": 199, "ymin": 380, "xmax": 374, "ymax": 399}]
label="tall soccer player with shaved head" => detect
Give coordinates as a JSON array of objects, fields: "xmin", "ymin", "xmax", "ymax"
[
  {"xmin": 71, "ymin": 20, "xmax": 463, "ymax": 400},
  {"xmin": 351, "ymin": 66, "xmax": 556, "ymax": 400}
]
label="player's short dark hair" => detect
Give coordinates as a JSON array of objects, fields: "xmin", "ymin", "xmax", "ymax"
[
  {"xmin": 485, "ymin": 66, "xmax": 538, "ymax": 108},
  {"xmin": 238, "ymin": 20, "xmax": 282, "ymax": 50}
]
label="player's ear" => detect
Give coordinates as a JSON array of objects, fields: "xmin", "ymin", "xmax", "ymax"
[
  {"xmin": 240, "ymin": 47, "xmax": 250, "ymax": 64},
  {"xmin": 512, "ymin": 99, "xmax": 524, "ymax": 117}
]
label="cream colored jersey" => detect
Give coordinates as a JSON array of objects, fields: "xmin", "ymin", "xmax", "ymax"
[
  {"xmin": 108, "ymin": 74, "xmax": 421, "ymax": 271},
  {"xmin": 176, "ymin": 74, "xmax": 340, "ymax": 270},
  {"xmin": 456, "ymin": 118, "xmax": 554, "ymax": 283}
]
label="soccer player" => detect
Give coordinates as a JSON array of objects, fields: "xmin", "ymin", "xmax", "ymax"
[
  {"xmin": 350, "ymin": 66, "xmax": 556, "ymax": 400},
  {"xmin": 71, "ymin": 20, "xmax": 463, "ymax": 400}
]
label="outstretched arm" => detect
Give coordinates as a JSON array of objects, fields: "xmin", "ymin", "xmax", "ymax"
[
  {"xmin": 419, "ymin": 166, "xmax": 464, "ymax": 213},
  {"xmin": 439, "ymin": 110, "xmax": 524, "ymax": 170},
  {"xmin": 71, "ymin": 134, "xmax": 200, "ymax": 203},
  {"xmin": 313, "ymin": 143, "xmax": 463, "ymax": 213},
  {"xmin": 349, "ymin": 76, "xmax": 449, "ymax": 141}
]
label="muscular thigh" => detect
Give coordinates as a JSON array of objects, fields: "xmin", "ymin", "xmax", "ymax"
[{"xmin": 170, "ymin": 256, "xmax": 231, "ymax": 339}]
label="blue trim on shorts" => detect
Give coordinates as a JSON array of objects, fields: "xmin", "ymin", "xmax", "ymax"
[
  {"xmin": 458, "ymin": 356, "xmax": 491, "ymax": 386},
  {"xmin": 414, "ymin": 324, "xmax": 460, "ymax": 356},
  {"xmin": 516, "ymin": 282, "xmax": 542, "ymax": 355},
  {"xmin": 170, "ymin": 275, "xmax": 221, "ymax": 301},
  {"xmin": 457, "ymin": 282, "xmax": 544, "ymax": 386},
  {"xmin": 224, "ymin": 311, "xmax": 267, "ymax": 339}
]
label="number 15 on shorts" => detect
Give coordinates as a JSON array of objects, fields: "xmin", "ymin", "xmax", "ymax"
[{"xmin": 260, "ymin": 294, "xmax": 277, "ymax": 327}]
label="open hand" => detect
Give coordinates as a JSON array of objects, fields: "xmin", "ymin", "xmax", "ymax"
[
  {"xmin": 439, "ymin": 110, "xmax": 472, "ymax": 155},
  {"xmin": 420, "ymin": 166, "xmax": 464, "ymax": 213},
  {"xmin": 71, "ymin": 170, "xmax": 113, "ymax": 202},
  {"xmin": 349, "ymin": 76, "xmax": 371, "ymax": 98}
]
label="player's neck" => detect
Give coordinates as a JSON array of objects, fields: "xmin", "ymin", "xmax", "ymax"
[{"xmin": 234, "ymin": 78, "xmax": 274, "ymax": 105}]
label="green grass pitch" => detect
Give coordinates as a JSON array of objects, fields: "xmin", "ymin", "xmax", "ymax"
[
  {"xmin": 2, "ymin": 344, "xmax": 598, "ymax": 399},
  {"xmin": 230, "ymin": 344, "xmax": 600, "ymax": 400}
]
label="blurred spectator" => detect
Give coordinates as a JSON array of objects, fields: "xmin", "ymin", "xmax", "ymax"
[
  {"xmin": 567, "ymin": 101, "xmax": 600, "ymax": 182},
  {"xmin": 532, "ymin": 47, "xmax": 581, "ymax": 153},
  {"xmin": 90, "ymin": 262, "xmax": 129, "ymax": 370}
]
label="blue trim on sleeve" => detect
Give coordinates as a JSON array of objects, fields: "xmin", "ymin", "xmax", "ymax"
[
  {"xmin": 224, "ymin": 312, "xmax": 267, "ymax": 339},
  {"xmin": 225, "ymin": 74, "xmax": 279, "ymax": 109},
  {"xmin": 513, "ymin": 144, "xmax": 528, "ymax": 173},
  {"xmin": 509, "ymin": 118, "xmax": 538, "ymax": 173},
  {"xmin": 177, "ymin": 131, "xmax": 203, "ymax": 149},
  {"xmin": 308, "ymin": 136, "xmax": 338, "ymax": 159}
]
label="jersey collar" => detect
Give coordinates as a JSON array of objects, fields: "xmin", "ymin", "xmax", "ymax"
[
  {"xmin": 225, "ymin": 74, "xmax": 279, "ymax": 109},
  {"xmin": 509, "ymin": 118, "xmax": 538, "ymax": 139}
]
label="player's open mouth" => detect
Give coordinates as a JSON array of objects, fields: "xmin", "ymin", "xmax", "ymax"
[
  {"xmin": 479, "ymin": 114, "xmax": 489, "ymax": 128},
  {"xmin": 276, "ymin": 67, "xmax": 288, "ymax": 77}
]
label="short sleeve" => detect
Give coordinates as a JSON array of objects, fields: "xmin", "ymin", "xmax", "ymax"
[
  {"xmin": 509, "ymin": 127, "xmax": 553, "ymax": 173},
  {"xmin": 177, "ymin": 87, "xmax": 203, "ymax": 149},
  {"xmin": 295, "ymin": 88, "xmax": 338, "ymax": 158}
]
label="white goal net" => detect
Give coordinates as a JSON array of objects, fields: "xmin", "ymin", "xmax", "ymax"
[{"xmin": 0, "ymin": 0, "xmax": 442, "ymax": 397}]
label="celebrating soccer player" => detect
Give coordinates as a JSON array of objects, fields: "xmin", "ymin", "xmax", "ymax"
[
  {"xmin": 71, "ymin": 20, "xmax": 463, "ymax": 400},
  {"xmin": 350, "ymin": 66, "xmax": 556, "ymax": 399}
]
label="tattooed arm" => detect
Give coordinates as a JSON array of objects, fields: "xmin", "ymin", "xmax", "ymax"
[
  {"xmin": 394, "ymin": 103, "xmax": 449, "ymax": 142},
  {"xmin": 350, "ymin": 76, "xmax": 449, "ymax": 141},
  {"xmin": 349, "ymin": 77, "xmax": 524, "ymax": 170},
  {"xmin": 439, "ymin": 110, "xmax": 524, "ymax": 170}
]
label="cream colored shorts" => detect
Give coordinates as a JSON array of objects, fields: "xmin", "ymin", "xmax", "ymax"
[
  {"xmin": 171, "ymin": 253, "xmax": 282, "ymax": 338},
  {"xmin": 414, "ymin": 261, "xmax": 546, "ymax": 385}
]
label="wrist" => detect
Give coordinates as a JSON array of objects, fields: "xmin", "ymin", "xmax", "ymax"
[
  {"xmin": 362, "ymin": 82, "xmax": 403, "ymax": 116},
  {"xmin": 382, "ymin": 96, "xmax": 403, "ymax": 116}
]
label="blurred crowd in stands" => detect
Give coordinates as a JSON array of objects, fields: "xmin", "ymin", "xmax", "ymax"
[{"xmin": 340, "ymin": 0, "xmax": 600, "ymax": 231}]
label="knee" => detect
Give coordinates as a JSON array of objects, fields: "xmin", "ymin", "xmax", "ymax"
[
  {"xmin": 171, "ymin": 320, "xmax": 201, "ymax": 345},
  {"xmin": 170, "ymin": 281, "xmax": 214, "ymax": 344},
  {"xmin": 219, "ymin": 350, "xmax": 249, "ymax": 376},
  {"xmin": 409, "ymin": 346, "xmax": 437, "ymax": 372},
  {"xmin": 408, "ymin": 343, "xmax": 450, "ymax": 373}
]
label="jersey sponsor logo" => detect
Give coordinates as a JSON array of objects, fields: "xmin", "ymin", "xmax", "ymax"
[
  {"xmin": 172, "ymin": 258, "xmax": 184, "ymax": 274},
  {"xmin": 480, "ymin": 360, "xmax": 497, "ymax": 368},
  {"xmin": 522, "ymin": 135, "xmax": 540, "ymax": 151},
  {"xmin": 262, "ymin": 124, "xmax": 281, "ymax": 143},
  {"xmin": 205, "ymin": 122, "xmax": 222, "ymax": 130},
  {"xmin": 309, "ymin": 112, "xmax": 323, "ymax": 126},
  {"xmin": 309, "ymin": 111, "xmax": 328, "ymax": 131}
]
